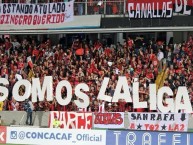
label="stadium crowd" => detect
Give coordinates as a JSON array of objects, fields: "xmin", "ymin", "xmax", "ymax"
[{"xmin": 0, "ymin": 35, "xmax": 192, "ymax": 112}]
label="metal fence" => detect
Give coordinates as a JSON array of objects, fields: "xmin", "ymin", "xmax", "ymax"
[{"xmin": 76, "ymin": 0, "xmax": 125, "ymax": 15}]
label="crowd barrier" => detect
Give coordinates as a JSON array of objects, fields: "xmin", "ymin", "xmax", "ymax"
[
  {"xmin": 0, "ymin": 126, "xmax": 193, "ymax": 145},
  {"xmin": 0, "ymin": 111, "xmax": 193, "ymax": 132},
  {"xmin": 0, "ymin": 111, "xmax": 49, "ymax": 127}
]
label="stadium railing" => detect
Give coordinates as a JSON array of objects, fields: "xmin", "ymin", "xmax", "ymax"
[
  {"xmin": 0, "ymin": 0, "xmax": 188, "ymax": 17},
  {"xmin": 0, "ymin": 0, "xmax": 125, "ymax": 16}
]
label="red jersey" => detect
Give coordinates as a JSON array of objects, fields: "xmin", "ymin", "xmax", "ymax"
[
  {"xmin": 146, "ymin": 72, "xmax": 154, "ymax": 79},
  {"xmin": 104, "ymin": 48, "xmax": 112, "ymax": 56},
  {"xmin": 5, "ymin": 42, "xmax": 12, "ymax": 50},
  {"xmin": 18, "ymin": 62, "xmax": 24, "ymax": 70},
  {"xmin": 32, "ymin": 49, "xmax": 39, "ymax": 57},
  {"xmin": 127, "ymin": 39, "xmax": 134, "ymax": 48}
]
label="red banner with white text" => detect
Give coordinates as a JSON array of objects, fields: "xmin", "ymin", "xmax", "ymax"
[
  {"xmin": 93, "ymin": 112, "xmax": 124, "ymax": 129},
  {"xmin": 49, "ymin": 111, "xmax": 92, "ymax": 129}
]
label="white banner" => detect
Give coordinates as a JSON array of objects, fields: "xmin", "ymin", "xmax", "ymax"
[
  {"xmin": 128, "ymin": 113, "xmax": 189, "ymax": 132},
  {"xmin": 0, "ymin": 1, "xmax": 74, "ymax": 30},
  {"xmin": 49, "ymin": 111, "xmax": 92, "ymax": 129},
  {"xmin": 94, "ymin": 112, "xmax": 124, "ymax": 129},
  {"xmin": 6, "ymin": 127, "xmax": 106, "ymax": 145}
]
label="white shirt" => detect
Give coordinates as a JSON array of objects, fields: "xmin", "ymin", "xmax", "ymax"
[
  {"xmin": 157, "ymin": 51, "xmax": 164, "ymax": 61},
  {"xmin": 98, "ymin": 102, "xmax": 105, "ymax": 113},
  {"xmin": 115, "ymin": 68, "xmax": 120, "ymax": 74},
  {"xmin": 12, "ymin": 41, "xmax": 20, "ymax": 49},
  {"xmin": 29, "ymin": 101, "xmax": 34, "ymax": 111}
]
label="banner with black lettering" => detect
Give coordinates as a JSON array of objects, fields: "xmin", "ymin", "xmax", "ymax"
[
  {"xmin": 127, "ymin": 0, "xmax": 193, "ymax": 18},
  {"xmin": 0, "ymin": 1, "xmax": 74, "ymax": 30},
  {"xmin": 49, "ymin": 111, "xmax": 92, "ymax": 129},
  {"xmin": 128, "ymin": 113, "xmax": 189, "ymax": 132},
  {"xmin": 93, "ymin": 112, "xmax": 124, "ymax": 129}
]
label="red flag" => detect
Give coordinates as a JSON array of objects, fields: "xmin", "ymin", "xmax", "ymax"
[{"xmin": 27, "ymin": 57, "xmax": 33, "ymax": 68}]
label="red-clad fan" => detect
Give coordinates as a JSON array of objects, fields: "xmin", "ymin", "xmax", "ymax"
[{"xmin": 0, "ymin": 35, "xmax": 192, "ymax": 113}]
